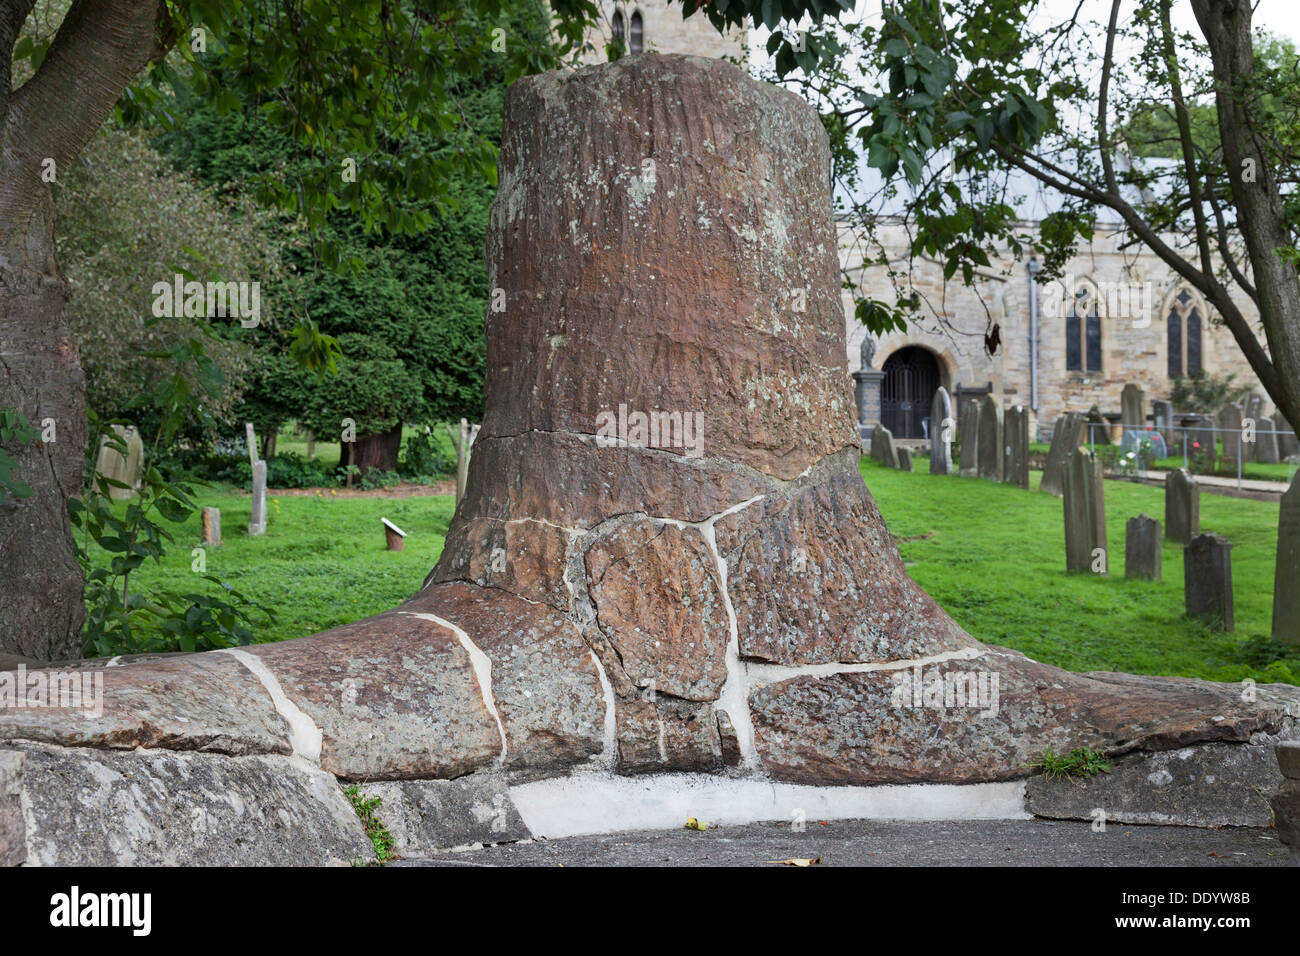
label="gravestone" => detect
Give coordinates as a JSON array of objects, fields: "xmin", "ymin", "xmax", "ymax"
[
  {"xmin": 977, "ymin": 394, "xmax": 1003, "ymax": 481},
  {"xmin": 1062, "ymin": 447, "xmax": 1107, "ymax": 574},
  {"xmin": 869, "ymin": 425, "xmax": 900, "ymax": 469},
  {"xmin": 1003, "ymin": 405, "xmax": 1030, "ymax": 489},
  {"xmin": 1245, "ymin": 392, "xmax": 1264, "ymax": 422},
  {"xmin": 1085, "ymin": 404, "xmax": 1108, "ymax": 447},
  {"xmin": 1219, "ymin": 403, "xmax": 1244, "ymax": 468},
  {"xmin": 1041, "ymin": 413, "xmax": 1086, "ymax": 497},
  {"xmin": 93, "ymin": 424, "xmax": 144, "ymax": 501},
  {"xmin": 249, "ymin": 460, "xmax": 267, "ymax": 536},
  {"xmin": 1274, "ymin": 475, "xmax": 1300, "ymax": 647},
  {"xmin": 1120, "ymin": 383, "xmax": 1145, "ymax": 430},
  {"xmin": 201, "ymin": 507, "xmax": 221, "ymax": 547},
  {"xmin": 1185, "ymin": 533, "xmax": 1234, "ymax": 631},
  {"xmin": 1165, "ymin": 468, "xmax": 1199, "ymax": 544},
  {"xmin": 929, "ymin": 386, "xmax": 954, "ymax": 475},
  {"xmin": 1125, "ymin": 514, "xmax": 1161, "ymax": 581},
  {"xmin": 897, "ymin": 447, "xmax": 914, "ymax": 472},
  {"xmin": 1257, "ymin": 417, "xmax": 1280, "ymax": 464},
  {"xmin": 1152, "ymin": 399, "xmax": 1175, "ymax": 446},
  {"xmin": 958, "ymin": 399, "xmax": 980, "ymax": 477}
]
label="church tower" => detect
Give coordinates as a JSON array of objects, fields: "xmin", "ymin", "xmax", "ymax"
[{"xmin": 578, "ymin": 1, "xmax": 748, "ymax": 65}]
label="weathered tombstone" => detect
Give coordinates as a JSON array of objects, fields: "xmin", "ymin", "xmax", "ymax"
[
  {"xmin": 1062, "ymin": 447, "xmax": 1107, "ymax": 574},
  {"xmin": 1041, "ymin": 413, "xmax": 1086, "ymax": 497},
  {"xmin": 382, "ymin": 517, "xmax": 407, "ymax": 552},
  {"xmin": 1164, "ymin": 468, "xmax": 1199, "ymax": 544},
  {"xmin": 869, "ymin": 425, "xmax": 900, "ymax": 469},
  {"xmin": 1124, "ymin": 514, "xmax": 1161, "ymax": 581},
  {"xmin": 977, "ymin": 394, "xmax": 1003, "ymax": 481},
  {"xmin": 1120, "ymin": 383, "xmax": 1145, "ymax": 430},
  {"xmin": 929, "ymin": 386, "xmax": 953, "ymax": 475},
  {"xmin": 1245, "ymin": 392, "xmax": 1264, "ymax": 422},
  {"xmin": 1271, "ymin": 743, "xmax": 1300, "ymax": 866},
  {"xmin": 1185, "ymin": 533, "xmax": 1234, "ymax": 630},
  {"xmin": 93, "ymin": 424, "xmax": 144, "ymax": 501},
  {"xmin": 1152, "ymin": 399, "xmax": 1175, "ymax": 446},
  {"xmin": 1218, "ymin": 402, "xmax": 1243, "ymax": 468},
  {"xmin": 958, "ymin": 399, "xmax": 980, "ymax": 477},
  {"xmin": 1085, "ymin": 404, "xmax": 1108, "ymax": 447},
  {"xmin": 248, "ymin": 460, "xmax": 267, "ymax": 536},
  {"xmin": 1003, "ymin": 405, "xmax": 1030, "ymax": 489},
  {"xmin": 200, "ymin": 507, "xmax": 221, "ymax": 547},
  {"xmin": 897, "ymin": 447, "xmax": 914, "ymax": 472},
  {"xmin": 1274, "ymin": 474, "xmax": 1300, "ymax": 647},
  {"xmin": 1257, "ymin": 417, "xmax": 1280, "ymax": 464}
]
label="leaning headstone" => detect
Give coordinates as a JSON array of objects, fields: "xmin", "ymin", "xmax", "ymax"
[
  {"xmin": 1041, "ymin": 413, "xmax": 1086, "ymax": 497},
  {"xmin": 1120, "ymin": 383, "xmax": 1145, "ymax": 430},
  {"xmin": 1125, "ymin": 514, "xmax": 1161, "ymax": 581},
  {"xmin": 1164, "ymin": 468, "xmax": 1199, "ymax": 544},
  {"xmin": 1218, "ymin": 402, "xmax": 1243, "ymax": 468},
  {"xmin": 1003, "ymin": 405, "xmax": 1030, "ymax": 489},
  {"xmin": 977, "ymin": 394, "xmax": 1003, "ymax": 482},
  {"xmin": 869, "ymin": 425, "xmax": 900, "ymax": 469},
  {"xmin": 958, "ymin": 399, "xmax": 980, "ymax": 477},
  {"xmin": 93, "ymin": 424, "xmax": 144, "ymax": 501},
  {"xmin": 897, "ymin": 447, "xmax": 914, "ymax": 472},
  {"xmin": 1256, "ymin": 417, "xmax": 1280, "ymax": 464},
  {"xmin": 1152, "ymin": 399, "xmax": 1175, "ymax": 446},
  {"xmin": 929, "ymin": 387, "xmax": 954, "ymax": 475},
  {"xmin": 1062, "ymin": 447, "xmax": 1107, "ymax": 574},
  {"xmin": 201, "ymin": 507, "xmax": 221, "ymax": 547},
  {"xmin": 1185, "ymin": 533, "xmax": 1234, "ymax": 631},
  {"xmin": 249, "ymin": 460, "xmax": 267, "ymax": 536},
  {"xmin": 1274, "ymin": 474, "xmax": 1300, "ymax": 647}
]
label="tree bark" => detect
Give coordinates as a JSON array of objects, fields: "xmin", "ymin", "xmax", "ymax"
[
  {"xmin": 0, "ymin": 0, "xmax": 171, "ymax": 659},
  {"xmin": 1193, "ymin": 0, "xmax": 1300, "ymax": 432},
  {"xmin": 342, "ymin": 426, "xmax": 402, "ymax": 475}
]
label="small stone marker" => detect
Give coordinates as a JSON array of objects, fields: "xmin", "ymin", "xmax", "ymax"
[
  {"xmin": 1120, "ymin": 383, "xmax": 1145, "ymax": 430},
  {"xmin": 382, "ymin": 517, "xmax": 408, "ymax": 552},
  {"xmin": 977, "ymin": 394, "xmax": 1003, "ymax": 482},
  {"xmin": 1164, "ymin": 468, "xmax": 1199, "ymax": 544},
  {"xmin": 1041, "ymin": 413, "xmax": 1085, "ymax": 497},
  {"xmin": 248, "ymin": 460, "xmax": 267, "ymax": 536},
  {"xmin": 1256, "ymin": 417, "xmax": 1280, "ymax": 464},
  {"xmin": 869, "ymin": 425, "xmax": 900, "ymax": 469},
  {"xmin": 897, "ymin": 447, "xmax": 914, "ymax": 472},
  {"xmin": 201, "ymin": 507, "xmax": 221, "ymax": 547},
  {"xmin": 1003, "ymin": 405, "xmax": 1029, "ymax": 489},
  {"xmin": 1062, "ymin": 447, "xmax": 1106, "ymax": 574},
  {"xmin": 958, "ymin": 399, "xmax": 980, "ymax": 477},
  {"xmin": 1124, "ymin": 514, "xmax": 1161, "ymax": 581},
  {"xmin": 1273, "ymin": 474, "xmax": 1300, "ymax": 647},
  {"xmin": 1184, "ymin": 532, "xmax": 1233, "ymax": 631},
  {"xmin": 1152, "ymin": 399, "xmax": 1175, "ymax": 446},
  {"xmin": 1271, "ymin": 742, "xmax": 1300, "ymax": 866},
  {"xmin": 1218, "ymin": 402, "xmax": 1243, "ymax": 467},
  {"xmin": 930, "ymin": 386, "xmax": 953, "ymax": 475}
]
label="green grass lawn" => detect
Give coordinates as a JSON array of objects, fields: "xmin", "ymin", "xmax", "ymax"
[
  {"xmin": 861, "ymin": 458, "xmax": 1297, "ymax": 685},
  {"xmin": 86, "ymin": 484, "xmax": 456, "ymax": 644},
  {"xmin": 93, "ymin": 461, "xmax": 1296, "ymax": 685}
]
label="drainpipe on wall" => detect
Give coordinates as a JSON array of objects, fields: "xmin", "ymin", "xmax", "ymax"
[{"xmin": 1027, "ymin": 257, "xmax": 1041, "ymax": 414}]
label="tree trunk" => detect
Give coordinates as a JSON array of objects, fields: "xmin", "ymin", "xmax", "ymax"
[
  {"xmin": 1193, "ymin": 0, "xmax": 1300, "ymax": 432},
  {"xmin": 0, "ymin": 190, "xmax": 87, "ymax": 660},
  {"xmin": 343, "ymin": 426, "xmax": 402, "ymax": 475}
]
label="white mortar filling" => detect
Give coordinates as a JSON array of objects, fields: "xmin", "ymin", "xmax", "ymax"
[
  {"xmin": 222, "ymin": 648, "xmax": 323, "ymax": 765},
  {"xmin": 510, "ymin": 773, "xmax": 1030, "ymax": 838}
]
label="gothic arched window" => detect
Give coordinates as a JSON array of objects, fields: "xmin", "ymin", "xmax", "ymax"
[
  {"xmin": 1166, "ymin": 288, "xmax": 1204, "ymax": 378},
  {"xmin": 1066, "ymin": 283, "xmax": 1102, "ymax": 373},
  {"xmin": 612, "ymin": 9, "xmax": 624, "ymax": 45},
  {"xmin": 629, "ymin": 10, "xmax": 644, "ymax": 52}
]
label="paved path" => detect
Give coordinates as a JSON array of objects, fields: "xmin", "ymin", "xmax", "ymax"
[{"xmin": 393, "ymin": 819, "xmax": 1294, "ymax": 867}]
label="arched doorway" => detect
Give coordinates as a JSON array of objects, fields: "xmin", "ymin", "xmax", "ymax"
[{"xmin": 881, "ymin": 346, "xmax": 940, "ymax": 439}]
